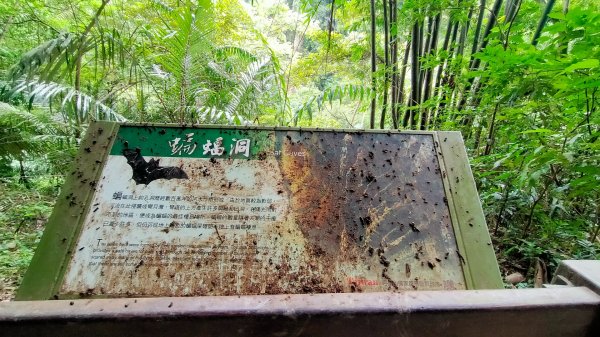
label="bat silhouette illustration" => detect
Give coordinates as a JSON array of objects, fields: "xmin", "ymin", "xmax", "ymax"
[{"xmin": 123, "ymin": 148, "xmax": 188, "ymax": 185}]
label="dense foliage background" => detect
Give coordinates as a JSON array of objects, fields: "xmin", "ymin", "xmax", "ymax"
[{"xmin": 1, "ymin": 0, "xmax": 599, "ymax": 300}]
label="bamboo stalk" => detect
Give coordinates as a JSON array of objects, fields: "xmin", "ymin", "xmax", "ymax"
[
  {"xmin": 532, "ymin": 0, "xmax": 557, "ymax": 46},
  {"xmin": 370, "ymin": 0, "xmax": 377, "ymax": 129},
  {"xmin": 457, "ymin": 0, "xmax": 503, "ymax": 115},
  {"xmin": 420, "ymin": 13, "xmax": 440, "ymax": 130},
  {"xmin": 396, "ymin": 38, "xmax": 410, "ymax": 126},
  {"xmin": 390, "ymin": 0, "xmax": 399, "ymax": 128},
  {"xmin": 380, "ymin": 0, "xmax": 391, "ymax": 129},
  {"xmin": 404, "ymin": 20, "xmax": 421, "ymax": 128}
]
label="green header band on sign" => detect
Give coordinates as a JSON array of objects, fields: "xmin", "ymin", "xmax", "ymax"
[{"xmin": 110, "ymin": 126, "xmax": 275, "ymax": 159}]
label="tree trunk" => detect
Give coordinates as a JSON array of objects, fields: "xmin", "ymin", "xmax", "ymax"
[
  {"xmin": 470, "ymin": 0, "xmax": 486, "ymax": 65},
  {"xmin": 326, "ymin": 0, "xmax": 336, "ymax": 59},
  {"xmin": 437, "ymin": 20, "xmax": 459, "ymax": 122},
  {"xmin": 505, "ymin": 0, "xmax": 517, "ymax": 23},
  {"xmin": 390, "ymin": 0, "xmax": 399, "ymax": 128},
  {"xmin": 457, "ymin": 0, "xmax": 503, "ymax": 114},
  {"xmin": 396, "ymin": 38, "xmax": 410, "ymax": 126},
  {"xmin": 522, "ymin": 182, "xmax": 550, "ymax": 238},
  {"xmin": 484, "ymin": 102, "xmax": 500, "ymax": 155},
  {"xmin": 18, "ymin": 159, "xmax": 30, "ymax": 189},
  {"xmin": 503, "ymin": 0, "xmax": 523, "ymax": 49},
  {"xmin": 558, "ymin": 0, "xmax": 570, "ymax": 54},
  {"xmin": 473, "ymin": 118, "xmax": 484, "ymax": 153},
  {"xmin": 419, "ymin": 16, "xmax": 432, "ymax": 97},
  {"xmin": 432, "ymin": 13, "xmax": 454, "ymax": 120},
  {"xmin": 398, "ymin": 40, "xmax": 411, "ymax": 106},
  {"xmin": 380, "ymin": 0, "xmax": 390, "ymax": 129},
  {"xmin": 470, "ymin": 0, "xmax": 503, "ymax": 75},
  {"xmin": 457, "ymin": 8, "xmax": 473, "ymax": 57},
  {"xmin": 370, "ymin": 0, "xmax": 377, "ymax": 128},
  {"xmin": 532, "ymin": 0, "xmax": 557, "ymax": 46},
  {"xmin": 404, "ymin": 21, "xmax": 421, "ymax": 128},
  {"xmin": 451, "ymin": 6, "xmax": 475, "ymax": 115},
  {"xmin": 590, "ymin": 197, "xmax": 600, "ymax": 242},
  {"xmin": 420, "ymin": 13, "xmax": 440, "ymax": 130},
  {"xmin": 469, "ymin": 0, "xmax": 487, "ymax": 67}
]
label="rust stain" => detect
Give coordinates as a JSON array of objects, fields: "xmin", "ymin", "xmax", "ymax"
[{"xmin": 280, "ymin": 139, "xmax": 343, "ymax": 256}]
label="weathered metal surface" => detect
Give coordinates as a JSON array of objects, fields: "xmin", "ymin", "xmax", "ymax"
[
  {"xmin": 2, "ymin": 288, "xmax": 600, "ymax": 337},
  {"xmin": 16, "ymin": 122, "xmax": 119, "ymax": 301},
  {"xmin": 436, "ymin": 131, "xmax": 503, "ymax": 289},
  {"xmin": 552, "ymin": 260, "xmax": 600, "ymax": 295},
  {"xmin": 18, "ymin": 123, "xmax": 503, "ymax": 300},
  {"xmin": 59, "ymin": 126, "xmax": 466, "ymax": 297}
]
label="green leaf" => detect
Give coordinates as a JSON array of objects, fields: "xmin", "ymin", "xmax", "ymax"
[
  {"xmin": 564, "ymin": 59, "xmax": 600, "ymax": 72},
  {"xmin": 573, "ymin": 166, "xmax": 600, "ymax": 175},
  {"xmin": 522, "ymin": 129, "xmax": 554, "ymax": 134},
  {"xmin": 547, "ymin": 12, "xmax": 566, "ymax": 20}
]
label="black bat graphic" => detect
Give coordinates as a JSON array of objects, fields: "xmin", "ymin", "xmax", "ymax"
[{"xmin": 122, "ymin": 148, "xmax": 188, "ymax": 185}]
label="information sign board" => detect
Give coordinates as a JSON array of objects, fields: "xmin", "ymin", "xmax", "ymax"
[{"xmin": 17, "ymin": 123, "xmax": 502, "ymax": 300}]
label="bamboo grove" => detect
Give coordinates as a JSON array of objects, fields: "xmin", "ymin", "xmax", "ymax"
[{"xmin": 364, "ymin": 0, "xmax": 565, "ymax": 132}]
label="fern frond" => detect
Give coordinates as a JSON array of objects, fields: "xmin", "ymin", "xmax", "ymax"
[
  {"xmin": 223, "ymin": 57, "xmax": 271, "ymax": 123},
  {"xmin": 150, "ymin": 1, "xmax": 216, "ymax": 122},
  {"xmin": 0, "ymin": 103, "xmax": 73, "ymax": 160},
  {"xmin": 207, "ymin": 61, "xmax": 235, "ymax": 83},
  {"xmin": 9, "ymin": 33, "xmax": 92, "ymax": 82},
  {"xmin": 12, "ymin": 78, "xmax": 126, "ymax": 123},
  {"xmin": 214, "ymin": 46, "xmax": 258, "ymax": 63}
]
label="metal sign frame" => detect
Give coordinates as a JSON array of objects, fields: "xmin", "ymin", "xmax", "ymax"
[{"xmin": 16, "ymin": 122, "xmax": 502, "ymax": 300}]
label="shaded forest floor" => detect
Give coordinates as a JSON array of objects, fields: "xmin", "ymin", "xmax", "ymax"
[{"xmin": 0, "ymin": 179, "xmax": 55, "ymax": 301}]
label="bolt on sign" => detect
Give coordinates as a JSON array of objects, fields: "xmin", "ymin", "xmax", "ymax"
[{"xmin": 16, "ymin": 122, "xmax": 502, "ymax": 300}]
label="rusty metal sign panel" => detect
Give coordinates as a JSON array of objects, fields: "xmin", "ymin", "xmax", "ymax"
[
  {"xmin": 18, "ymin": 123, "xmax": 504, "ymax": 301},
  {"xmin": 56, "ymin": 125, "xmax": 467, "ymax": 297}
]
